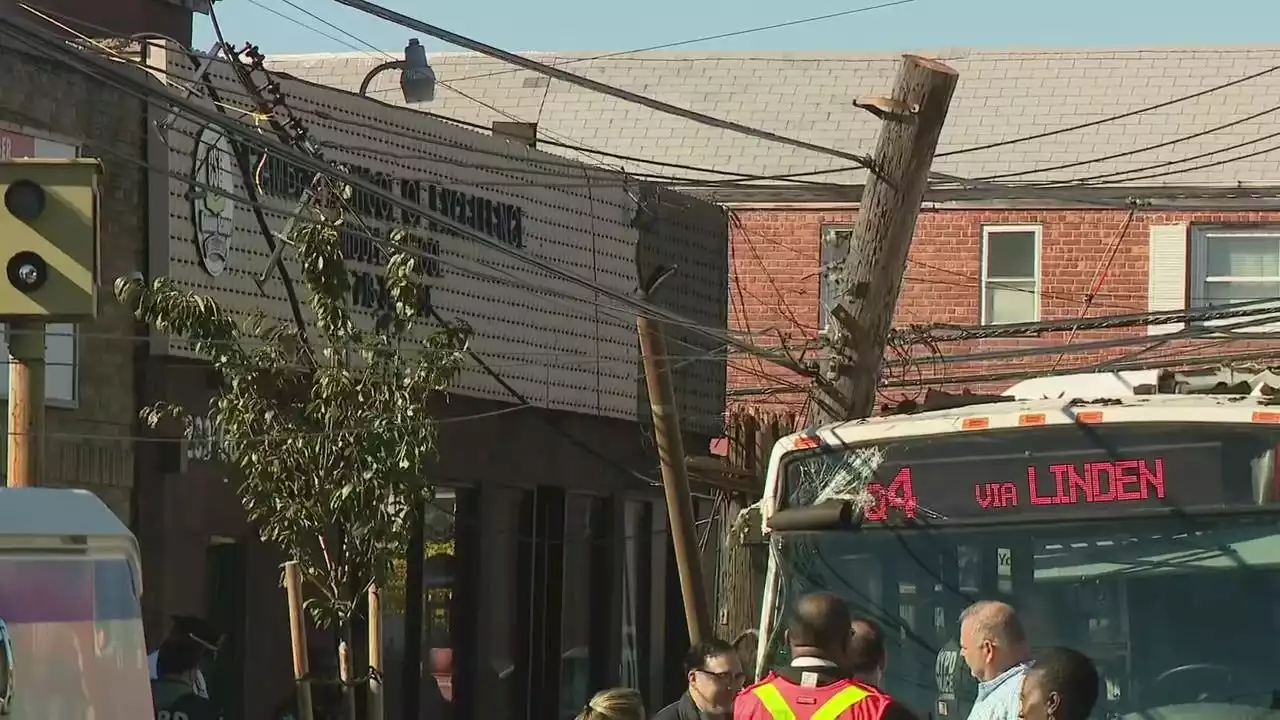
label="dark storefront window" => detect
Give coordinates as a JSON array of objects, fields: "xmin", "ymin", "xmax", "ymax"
[
  {"xmin": 450, "ymin": 488, "xmax": 646, "ymax": 719},
  {"xmin": 382, "ymin": 490, "xmax": 458, "ymax": 720},
  {"xmin": 424, "ymin": 492, "xmax": 457, "ymax": 670},
  {"xmin": 453, "ymin": 485, "xmax": 524, "ymax": 720},
  {"xmin": 620, "ymin": 500, "xmax": 652, "ymax": 697},
  {"xmin": 560, "ymin": 495, "xmax": 596, "ymax": 717},
  {"xmin": 204, "ymin": 540, "xmax": 246, "ymax": 720},
  {"xmin": 515, "ymin": 486, "xmax": 566, "ymax": 720}
]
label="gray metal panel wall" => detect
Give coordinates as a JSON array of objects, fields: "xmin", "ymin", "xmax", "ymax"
[{"xmin": 634, "ymin": 182, "xmax": 729, "ymax": 437}]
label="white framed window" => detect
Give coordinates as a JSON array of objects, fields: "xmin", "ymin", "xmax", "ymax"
[
  {"xmin": 1190, "ymin": 226, "xmax": 1280, "ymax": 331},
  {"xmin": 980, "ymin": 225, "xmax": 1041, "ymax": 325},
  {"xmin": 819, "ymin": 226, "xmax": 853, "ymax": 332},
  {"xmin": 0, "ymin": 324, "xmax": 78, "ymax": 406}
]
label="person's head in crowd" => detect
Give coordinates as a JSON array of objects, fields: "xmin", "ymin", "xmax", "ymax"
[
  {"xmin": 959, "ymin": 600, "xmax": 1030, "ymax": 682},
  {"xmin": 155, "ymin": 636, "xmax": 204, "ymax": 687},
  {"xmin": 787, "ymin": 591, "xmax": 854, "ymax": 665},
  {"xmin": 683, "ymin": 638, "xmax": 744, "ymax": 715},
  {"xmin": 849, "ymin": 618, "xmax": 888, "ymax": 686},
  {"xmin": 575, "ymin": 687, "xmax": 645, "ymax": 720},
  {"xmin": 171, "ymin": 615, "xmax": 223, "ymax": 653},
  {"xmin": 1018, "ymin": 647, "xmax": 1100, "ymax": 720}
]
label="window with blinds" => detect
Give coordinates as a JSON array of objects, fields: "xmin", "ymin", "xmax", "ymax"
[
  {"xmin": 1190, "ymin": 227, "xmax": 1280, "ymax": 332},
  {"xmin": 981, "ymin": 225, "xmax": 1042, "ymax": 325},
  {"xmin": 1194, "ymin": 229, "xmax": 1280, "ymax": 305}
]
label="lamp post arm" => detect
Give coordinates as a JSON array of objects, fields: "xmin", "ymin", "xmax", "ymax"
[{"xmin": 358, "ymin": 60, "xmax": 407, "ymax": 96}]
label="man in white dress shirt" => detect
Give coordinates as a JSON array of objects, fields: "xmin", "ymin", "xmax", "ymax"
[
  {"xmin": 147, "ymin": 615, "xmax": 223, "ymax": 699},
  {"xmin": 959, "ymin": 601, "xmax": 1031, "ymax": 720}
]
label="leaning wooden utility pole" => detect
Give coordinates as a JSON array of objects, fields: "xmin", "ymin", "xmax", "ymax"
[
  {"xmin": 637, "ymin": 266, "xmax": 712, "ymax": 645},
  {"xmin": 811, "ymin": 55, "xmax": 959, "ymax": 426}
]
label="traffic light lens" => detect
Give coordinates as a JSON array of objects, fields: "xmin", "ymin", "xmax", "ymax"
[
  {"xmin": 5, "ymin": 252, "xmax": 47, "ymax": 294},
  {"xmin": 4, "ymin": 180, "xmax": 45, "ymax": 222}
]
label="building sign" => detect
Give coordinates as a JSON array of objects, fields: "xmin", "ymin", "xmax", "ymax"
[
  {"xmin": 187, "ymin": 412, "xmax": 223, "ymax": 462},
  {"xmin": 190, "ymin": 125, "xmax": 236, "ymax": 276},
  {"xmin": 250, "ymin": 154, "xmax": 523, "ymax": 318},
  {"xmin": 157, "ymin": 51, "xmax": 730, "ymax": 425}
]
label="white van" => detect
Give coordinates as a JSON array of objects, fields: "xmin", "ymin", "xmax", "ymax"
[{"xmin": 0, "ymin": 487, "xmax": 151, "ymax": 718}]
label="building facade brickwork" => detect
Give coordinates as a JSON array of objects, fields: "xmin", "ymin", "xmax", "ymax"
[
  {"xmin": 728, "ymin": 206, "xmax": 1280, "ymax": 414},
  {"xmin": 0, "ymin": 43, "xmax": 147, "ymax": 520}
]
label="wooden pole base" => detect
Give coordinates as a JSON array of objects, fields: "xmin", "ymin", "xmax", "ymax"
[{"xmin": 6, "ymin": 319, "xmax": 44, "ymax": 488}]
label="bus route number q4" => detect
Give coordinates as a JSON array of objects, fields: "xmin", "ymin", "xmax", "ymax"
[{"xmin": 864, "ymin": 468, "xmax": 918, "ymax": 522}]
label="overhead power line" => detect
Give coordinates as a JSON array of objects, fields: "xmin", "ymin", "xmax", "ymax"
[
  {"xmin": 323, "ymin": 0, "xmax": 885, "ymax": 176},
  {"xmin": 248, "ymin": 0, "xmax": 633, "ymax": 167},
  {"xmin": 937, "ymin": 61, "xmax": 1280, "ymax": 159},
  {"xmin": 197, "ymin": 2, "xmax": 1278, "ymax": 206},
  {"xmin": 113, "ymin": 9, "xmax": 858, "ymax": 188},
  {"xmin": 889, "ymin": 311, "xmax": 1280, "ymax": 369},
  {"xmin": 894, "ymin": 296, "xmax": 1280, "ymax": 342},
  {"xmin": 731, "ymin": 344, "xmax": 1280, "ymax": 397},
  {"xmin": 0, "ymin": 16, "xmax": 810, "ymax": 377},
  {"xmin": 441, "ymin": 0, "xmax": 919, "ymax": 84},
  {"xmin": 322, "ymin": 0, "xmax": 1126, "ymax": 204},
  {"xmin": 976, "ymin": 103, "xmax": 1280, "ymax": 183},
  {"xmin": 1052, "ymin": 135, "xmax": 1280, "ymax": 188},
  {"xmin": 63, "ymin": 5, "xmax": 1158, "ymax": 209},
  {"xmin": 881, "ymin": 347, "xmax": 1280, "ymax": 389}
]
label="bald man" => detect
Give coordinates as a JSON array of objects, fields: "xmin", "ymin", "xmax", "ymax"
[
  {"xmin": 735, "ymin": 593, "xmax": 917, "ymax": 720},
  {"xmin": 959, "ymin": 601, "xmax": 1031, "ymax": 720}
]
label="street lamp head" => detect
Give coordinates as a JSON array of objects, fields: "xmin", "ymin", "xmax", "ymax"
[{"xmin": 399, "ymin": 38, "xmax": 435, "ymax": 104}]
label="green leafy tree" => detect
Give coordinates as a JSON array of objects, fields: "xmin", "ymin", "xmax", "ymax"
[{"xmin": 116, "ymin": 205, "xmax": 469, "ymax": 631}]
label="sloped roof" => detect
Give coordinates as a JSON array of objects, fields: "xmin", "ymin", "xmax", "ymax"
[{"xmin": 266, "ymin": 48, "xmax": 1280, "ymax": 190}]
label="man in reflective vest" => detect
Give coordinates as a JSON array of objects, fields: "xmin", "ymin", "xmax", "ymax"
[{"xmin": 735, "ymin": 592, "xmax": 919, "ymax": 720}]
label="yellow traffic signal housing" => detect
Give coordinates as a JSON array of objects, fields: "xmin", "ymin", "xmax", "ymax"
[{"xmin": 0, "ymin": 158, "xmax": 102, "ymax": 320}]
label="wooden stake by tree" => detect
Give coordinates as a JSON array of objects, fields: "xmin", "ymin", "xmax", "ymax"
[
  {"xmin": 116, "ymin": 202, "xmax": 469, "ymax": 701},
  {"xmin": 812, "ymin": 55, "xmax": 959, "ymax": 426}
]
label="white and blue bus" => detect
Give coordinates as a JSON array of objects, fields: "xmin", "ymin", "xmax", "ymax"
[{"xmin": 755, "ymin": 389, "xmax": 1280, "ymax": 720}]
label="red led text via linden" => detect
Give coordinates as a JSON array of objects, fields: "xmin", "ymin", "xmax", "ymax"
[{"xmin": 974, "ymin": 457, "xmax": 1166, "ymax": 509}]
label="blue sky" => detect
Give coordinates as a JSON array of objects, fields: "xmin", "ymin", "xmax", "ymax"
[{"xmin": 195, "ymin": 0, "xmax": 1280, "ymax": 56}]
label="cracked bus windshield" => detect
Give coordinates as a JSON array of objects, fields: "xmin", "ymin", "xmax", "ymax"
[{"xmin": 777, "ymin": 421, "xmax": 1280, "ymax": 719}]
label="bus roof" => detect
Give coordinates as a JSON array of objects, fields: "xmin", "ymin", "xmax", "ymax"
[
  {"xmin": 779, "ymin": 393, "xmax": 1280, "ymax": 455},
  {"xmin": 0, "ymin": 487, "xmax": 135, "ymax": 542}
]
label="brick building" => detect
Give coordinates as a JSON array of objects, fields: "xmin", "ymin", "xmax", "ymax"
[
  {"xmin": 0, "ymin": 39, "xmax": 147, "ymax": 518},
  {"xmin": 281, "ymin": 47, "xmax": 1280, "ymax": 415}
]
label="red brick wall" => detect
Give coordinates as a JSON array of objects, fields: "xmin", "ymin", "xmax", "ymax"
[{"xmin": 728, "ymin": 207, "xmax": 1280, "ymax": 416}]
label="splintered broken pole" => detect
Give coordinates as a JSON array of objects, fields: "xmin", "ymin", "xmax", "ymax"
[{"xmin": 811, "ymin": 55, "xmax": 960, "ymax": 426}]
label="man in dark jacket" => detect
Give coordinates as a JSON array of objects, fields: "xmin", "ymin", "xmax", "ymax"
[
  {"xmin": 654, "ymin": 638, "xmax": 744, "ymax": 719},
  {"xmin": 152, "ymin": 636, "xmax": 221, "ymax": 720}
]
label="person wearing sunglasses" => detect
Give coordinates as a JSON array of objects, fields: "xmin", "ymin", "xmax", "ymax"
[{"xmin": 655, "ymin": 638, "xmax": 744, "ymax": 719}]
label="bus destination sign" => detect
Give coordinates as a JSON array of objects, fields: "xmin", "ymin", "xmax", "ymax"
[{"xmin": 860, "ymin": 443, "xmax": 1228, "ymax": 523}]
